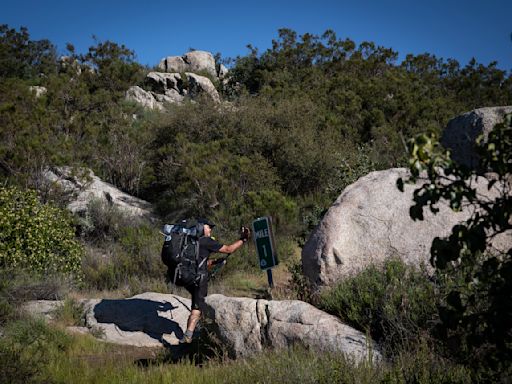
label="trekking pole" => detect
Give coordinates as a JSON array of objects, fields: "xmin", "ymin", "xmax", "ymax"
[{"xmin": 208, "ymin": 256, "xmax": 229, "ymax": 280}]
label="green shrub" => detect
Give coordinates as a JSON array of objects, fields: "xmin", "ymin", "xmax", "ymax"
[
  {"xmin": 118, "ymin": 223, "xmax": 162, "ymax": 276},
  {"xmin": 0, "ymin": 269, "xmax": 70, "ymax": 303},
  {"xmin": 52, "ymin": 297, "xmax": 85, "ymax": 326},
  {"xmin": 82, "ymin": 221, "xmax": 164, "ymax": 292},
  {"xmin": 319, "ymin": 258, "xmax": 438, "ymax": 355},
  {"xmin": 78, "ymin": 198, "xmax": 134, "ymax": 242},
  {"xmin": 241, "ymin": 189, "xmax": 299, "ymax": 235},
  {"xmin": 0, "ymin": 341, "xmax": 45, "ymax": 384},
  {"xmin": 0, "ymin": 186, "xmax": 83, "ymax": 278},
  {"xmin": 381, "ymin": 339, "xmax": 472, "ymax": 384},
  {"xmin": 0, "ymin": 277, "xmax": 14, "ymax": 326},
  {"xmin": 0, "ymin": 297, "xmax": 13, "ymax": 326},
  {"xmin": 287, "ymin": 259, "xmax": 313, "ymax": 302}
]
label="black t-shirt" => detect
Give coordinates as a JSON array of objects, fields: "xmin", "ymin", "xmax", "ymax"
[{"xmin": 198, "ymin": 236, "xmax": 223, "ymax": 273}]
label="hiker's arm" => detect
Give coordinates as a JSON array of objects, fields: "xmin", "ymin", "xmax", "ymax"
[
  {"xmin": 218, "ymin": 240, "xmax": 245, "ymax": 254},
  {"xmin": 217, "ymin": 227, "xmax": 250, "ymax": 254}
]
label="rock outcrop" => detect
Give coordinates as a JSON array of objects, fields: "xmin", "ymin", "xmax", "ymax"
[
  {"xmin": 441, "ymin": 106, "xmax": 512, "ymax": 169},
  {"xmin": 126, "ymin": 71, "xmax": 220, "ymax": 110},
  {"xmin": 301, "ymin": 168, "xmax": 511, "ymax": 288},
  {"xmin": 205, "ymin": 294, "xmax": 380, "ymax": 362},
  {"xmin": 29, "ymin": 85, "xmax": 47, "ymax": 98},
  {"xmin": 126, "ymin": 50, "xmax": 225, "ymax": 110},
  {"xmin": 159, "ymin": 50, "xmax": 218, "ymax": 78},
  {"xmin": 42, "ymin": 166, "xmax": 155, "ymax": 221},
  {"xmin": 59, "ymin": 55, "xmax": 82, "ymax": 75},
  {"xmin": 24, "ymin": 292, "xmax": 381, "ymax": 362}
]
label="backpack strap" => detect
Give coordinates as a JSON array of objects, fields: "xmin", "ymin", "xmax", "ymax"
[
  {"xmin": 196, "ymin": 241, "xmax": 206, "ymax": 267},
  {"xmin": 173, "ymin": 266, "xmax": 179, "ymax": 286}
]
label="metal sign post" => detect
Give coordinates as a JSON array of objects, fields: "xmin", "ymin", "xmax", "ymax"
[{"xmin": 252, "ymin": 216, "xmax": 279, "ymax": 288}]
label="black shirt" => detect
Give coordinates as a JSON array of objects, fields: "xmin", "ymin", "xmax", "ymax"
[{"xmin": 198, "ymin": 236, "xmax": 222, "ymax": 273}]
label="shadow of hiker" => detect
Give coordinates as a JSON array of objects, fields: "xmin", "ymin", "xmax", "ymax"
[{"xmin": 93, "ymin": 298, "xmax": 185, "ymax": 344}]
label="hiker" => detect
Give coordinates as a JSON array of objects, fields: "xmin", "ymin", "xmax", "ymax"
[{"xmin": 180, "ymin": 218, "xmax": 250, "ymax": 343}]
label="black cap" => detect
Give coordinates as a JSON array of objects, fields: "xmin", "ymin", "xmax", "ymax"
[{"xmin": 197, "ymin": 218, "xmax": 216, "ymax": 228}]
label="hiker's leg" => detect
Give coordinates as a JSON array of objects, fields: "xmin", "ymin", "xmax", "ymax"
[
  {"xmin": 186, "ymin": 309, "xmax": 201, "ymax": 332},
  {"xmin": 180, "ymin": 286, "xmax": 201, "ymax": 343},
  {"xmin": 181, "ymin": 277, "xmax": 207, "ymax": 343},
  {"xmin": 186, "ymin": 283, "xmax": 203, "ymax": 333},
  {"xmin": 188, "ymin": 278, "xmax": 207, "ymax": 332}
]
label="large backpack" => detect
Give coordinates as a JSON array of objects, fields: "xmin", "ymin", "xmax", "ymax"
[{"xmin": 161, "ymin": 219, "xmax": 206, "ymax": 287}]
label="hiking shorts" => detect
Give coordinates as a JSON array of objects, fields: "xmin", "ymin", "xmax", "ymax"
[{"xmin": 185, "ymin": 275, "xmax": 207, "ymax": 311}]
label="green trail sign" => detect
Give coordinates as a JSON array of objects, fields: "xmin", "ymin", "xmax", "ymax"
[{"xmin": 252, "ymin": 216, "xmax": 278, "ymax": 270}]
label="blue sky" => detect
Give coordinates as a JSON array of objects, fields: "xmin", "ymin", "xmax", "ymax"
[{"xmin": 2, "ymin": 0, "xmax": 511, "ymax": 70}]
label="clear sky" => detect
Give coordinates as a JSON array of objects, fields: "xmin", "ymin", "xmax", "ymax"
[{"xmin": 2, "ymin": 0, "xmax": 511, "ymax": 70}]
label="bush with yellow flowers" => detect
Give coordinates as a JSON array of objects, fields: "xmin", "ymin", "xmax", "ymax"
[{"xmin": 0, "ymin": 186, "xmax": 83, "ymax": 279}]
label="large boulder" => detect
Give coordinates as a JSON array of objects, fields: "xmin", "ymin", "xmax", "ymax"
[
  {"xmin": 159, "ymin": 50, "xmax": 217, "ymax": 78},
  {"xmin": 183, "ymin": 51, "xmax": 217, "ymax": 77},
  {"xmin": 441, "ymin": 106, "xmax": 512, "ymax": 169},
  {"xmin": 302, "ymin": 168, "xmax": 511, "ymax": 288},
  {"xmin": 144, "ymin": 72, "xmax": 183, "ymax": 94},
  {"xmin": 42, "ymin": 166, "xmax": 155, "ymax": 221},
  {"xmin": 205, "ymin": 294, "xmax": 380, "ymax": 362},
  {"xmin": 186, "ymin": 72, "xmax": 220, "ymax": 102},
  {"xmin": 126, "ymin": 85, "xmax": 162, "ymax": 110},
  {"xmin": 159, "ymin": 55, "xmax": 188, "ymax": 73}
]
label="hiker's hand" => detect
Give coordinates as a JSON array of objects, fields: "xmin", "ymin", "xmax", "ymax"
[
  {"xmin": 208, "ymin": 258, "xmax": 226, "ymax": 273},
  {"xmin": 240, "ymin": 226, "xmax": 250, "ymax": 242},
  {"xmin": 208, "ymin": 258, "xmax": 225, "ymax": 267}
]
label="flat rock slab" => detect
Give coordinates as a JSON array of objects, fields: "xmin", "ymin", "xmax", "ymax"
[
  {"xmin": 84, "ymin": 292, "xmax": 191, "ymax": 347},
  {"xmin": 22, "ymin": 300, "xmax": 62, "ymax": 320},
  {"xmin": 24, "ymin": 292, "xmax": 381, "ymax": 363},
  {"xmin": 23, "ymin": 293, "xmax": 192, "ymax": 348}
]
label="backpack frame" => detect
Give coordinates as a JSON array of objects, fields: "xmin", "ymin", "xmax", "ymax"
[{"xmin": 161, "ymin": 220, "xmax": 206, "ymax": 287}]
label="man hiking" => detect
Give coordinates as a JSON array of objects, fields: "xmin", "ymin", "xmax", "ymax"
[{"xmin": 179, "ymin": 218, "xmax": 250, "ymax": 344}]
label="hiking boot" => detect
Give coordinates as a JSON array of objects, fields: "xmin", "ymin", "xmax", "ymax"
[{"xmin": 179, "ymin": 334, "xmax": 193, "ymax": 344}]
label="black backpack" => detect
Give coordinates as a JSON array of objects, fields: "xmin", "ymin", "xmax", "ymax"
[{"xmin": 161, "ymin": 219, "xmax": 206, "ymax": 287}]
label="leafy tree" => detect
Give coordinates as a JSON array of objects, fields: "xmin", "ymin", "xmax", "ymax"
[
  {"xmin": 155, "ymin": 136, "xmax": 281, "ymax": 222},
  {"xmin": 454, "ymin": 59, "xmax": 512, "ymax": 110},
  {"xmin": 78, "ymin": 38, "xmax": 145, "ymax": 95},
  {"xmin": 0, "ymin": 24, "xmax": 57, "ymax": 80},
  {"xmin": 320, "ymin": 258, "xmax": 438, "ymax": 356},
  {"xmin": 0, "ymin": 78, "xmax": 65, "ymax": 187},
  {"xmin": 398, "ymin": 115, "xmax": 512, "ymax": 379}
]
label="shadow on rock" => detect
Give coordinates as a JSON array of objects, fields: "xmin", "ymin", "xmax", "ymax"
[{"xmin": 94, "ymin": 298, "xmax": 185, "ymax": 344}]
